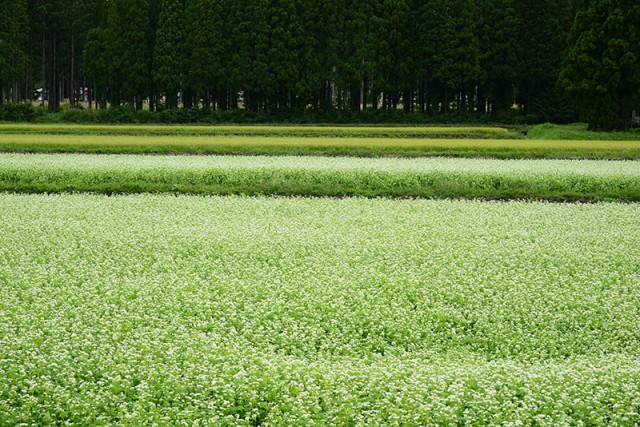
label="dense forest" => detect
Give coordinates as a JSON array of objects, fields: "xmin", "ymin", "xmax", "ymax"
[{"xmin": 0, "ymin": 0, "xmax": 638, "ymax": 129}]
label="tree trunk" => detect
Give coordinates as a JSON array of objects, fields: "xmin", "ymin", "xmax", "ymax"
[
  {"xmin": 11, "ymin": 76, "xmax": 17, "ymax": 103},
  {"xmin": 403, "ymin": 89, "xmax": 412, "ymax": 113},
  {"xmin": 184, "ymin": 87, "xmax": 194, "ymax": 109},
  {"xmin": 460, "ymin": 87, "xmax": 467, "ymax": 112},
  {"xmin": 70, "ymin": 27, "xmax": 75, "ymax": 108},
  {"xmin": 476, "ymin": 85, "xmax": 486, "ymax": 114},
  {"xmin": 350, "ymin": 86, "xmax": 361, "ymax": 112},
  {"xmin": 49, "ymin": 33, "xmax": 60, "ymax": 112},
  {"xmin": 41, "ymin": 29, "xmax": 46, "ymax": 107},
  {"xmin": 443, "ymin": 88, "xmax": 449, "ymax": 113}
]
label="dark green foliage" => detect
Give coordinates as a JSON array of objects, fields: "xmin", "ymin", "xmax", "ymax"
[
  {"xmin": 153, "ymin": 0, "xmax": 186, "ymax": 109},
  {"xmin": 0, "ymin": 106, "xmax": 560, "ymax": 126},
  {"xmin": 531, "ymin": 87, "xmax": 580, "ymax": 124},
  {"xmin": 476, "ymin": 0, "xmax": 519, "ymax": 113},
  {"xmin": 105, "ymin": 0, "xmax": 153, "ymax": 109},
  {"xmin": 228, "ymin": 0, "xmax": 272, "ymax": 109},
  {"xmin": 560, "ymin": 0, "xmax": 640, "ymax": 130},
  {"xmin": 0, "ymin": 0, "xmax": 28, "ymax": 104},
  {"xmin": 0, "ymin": 102, "xmax": 38, "ymax": 121},
  {"xmin": 0, "ymin": 0, "xmax": 634, "ymax": 129},
  {"xmin": 83, "ymin": 28, "xmax": 110, "ymax": 108},
  {"xmin": 516, "ymin": 0, "xmax": 573, "ymax": 115},
  {"xmin": 186, "ymin": 0, "xmax": 225, "ymax": 110},
  {"xmin": 428, "ymin": 0, "xmax": 480, "ymax": 112},
  {"xmin": 371, "ymin": 0, "xmax": 412, "ymax": 111}
]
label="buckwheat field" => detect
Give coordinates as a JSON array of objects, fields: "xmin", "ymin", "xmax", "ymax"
[{"xmin": 1, "ymin": 194, "xmax": 639, "ymax": 425}]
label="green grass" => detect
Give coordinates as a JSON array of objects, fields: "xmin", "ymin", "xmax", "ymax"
[
  {"xmin": 0, "ymin": 123, "xmax": 517, "ymax": 138},
  {"xmin": 1, "ymin": 133, "xmax": 640, "ymax": 159},
  {"xmin": 1, "ymin": 124, "xmax": 639, "ymax": 159},
  {"xmin": 528, "ymin": 123, "xmax": 640, "ymax": 140},
  {"xmin": 1, "ymin": 194, "xmax": 639, "ymax": 425},
  {"xmin": 1, "ymin": 153, "xmax": 638, "ymax": 202}
]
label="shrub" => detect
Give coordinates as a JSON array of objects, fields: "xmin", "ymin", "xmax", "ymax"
[
  {"xmin": 102, "ymin": 104, "xmax": 138, "ymax": 123},
  {"xmin": 0, "ymin": 102, "xmax": 37, "ymax": 122}
]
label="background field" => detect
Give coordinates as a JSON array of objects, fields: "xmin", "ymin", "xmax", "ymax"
[
  {"xmin": 1, "ymin": 153, "xmax": 638, "ymax": 202},
  {"xmin": 2, "ymin": 134, "xmax": 640, "ymax": 160},
  {"xmin": 1, "ymin": 194, "xmax": 639, "ymax": 425},
  {"xmin": 0, "ymin": 124, "xmax": 517, "ymax": 138},
  {"xmin": 0, "ymin": 124, "xmax": 638, "ymax": 159}
]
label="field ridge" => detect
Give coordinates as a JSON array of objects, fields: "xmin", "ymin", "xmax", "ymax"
[
  {"xmin": 1, "ymin": 153, "xmax": 638, "ymax": 202},
  {"xmin": 1, "ymin": 133, "xmax": 640, "ymax": 159}
]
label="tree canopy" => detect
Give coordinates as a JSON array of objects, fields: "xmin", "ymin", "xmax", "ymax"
[
  {"xmin": 0, "ymin": 0, "xmax": 637, "ymax": 128},
  {"xmin": 560, "ymin": 0, "xmax": 640, "ymax": 130}
]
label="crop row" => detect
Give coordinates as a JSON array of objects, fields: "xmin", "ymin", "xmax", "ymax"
[
  {"xmin": 0, "ymin": 153, "xmax": 638, "ymax": 201},
  {"xmin": 1, "ymin": 194, "xmax": 639, "ymax": 425},
  {"xmin": 1, "ymin": 133, "xmax": 640, "ymax": 159},
  {"xmin": 0, "ymin": 124, "xmax": 516, "ymax": 139}
]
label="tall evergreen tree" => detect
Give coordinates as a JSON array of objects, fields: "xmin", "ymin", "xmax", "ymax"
[
  {"xmin": 0, "ymin": 0, "xmax": 29, "ymax": 104},
  {"xmin": 187, "ymin": 0, "xmax": 224, "ymax": 110},
  {"xmin": 227, "ymin": 0, "xmax": 273, "ymax": 110},
  {"xmin": 515, "ymin": 0, "xmax": 573, "ymax": 115},
  {"xmin": 371, "ymin": 0, "xmax": 412, "ymax": 110},
  {"xmin": 61, "ymin": 0, "xmax": 106, "ymax": 107},
  {"xmin": 83, "ymin": 27, "xmax": 109, "ymax": 108},
  {"xmin": 4, "ymin": 0, "xmax": 627, "ymax": 126},
  {"xmin": 421, "ymin": 0, "xmax": 480, "ymax": 112},
  {"xmin": 476, "ymin": 0, "xmax": 519, "ymax": 113},
  {"xmin": 412, "ymin": 0, "xmax": 437, "ymax": 113},
  {"xmin": 106, "ymin": 0, "xmax": 153, "ymax": 109},
  {"xmin": 153, "ymin": 0, "xmax": 186, "ymax": 109},
  {"xmin": 29, "ymin": 0, "xmax": 69, "ymax": 110},
  {"xmin": 560, "ymin": 0, "xmax": 640, "ymax": 130},
  {"xmin": 266, "ymin": 0, "xmax": 302, "ymax": 109}
]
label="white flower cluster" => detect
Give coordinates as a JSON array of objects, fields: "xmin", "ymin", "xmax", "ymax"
[
  {"xmin": 1, "ymin": 194, "xmax": 639, "ymax": 425},
  {"xmin": 0, "ymin": 153, "xmax": 638, "ymax": 199}
]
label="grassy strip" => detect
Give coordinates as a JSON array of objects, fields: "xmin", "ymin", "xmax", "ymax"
[
  {"xmin": 1, "ymin": 153, "xmax": 638, "ymax": 201},
  {"xmin": 1, "ymin": 133, "xmax": 640, "ymax": 159},
  {"xmin": 528, "ymin": 123, "xmax": 640, "ymax": 140},
  {"xmin": 0, "ymin": 123, "xmax": 517, "ymax": 138}
]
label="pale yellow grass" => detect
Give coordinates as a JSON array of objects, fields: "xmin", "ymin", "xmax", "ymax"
[{"xmin": 0, "ymin": 134, "xmax": 638, "ymax": 150}]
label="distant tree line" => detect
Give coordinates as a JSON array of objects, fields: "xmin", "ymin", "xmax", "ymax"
[{"xmin": 0, "ymin": 0, "xmax": 638, "ymax": 129}]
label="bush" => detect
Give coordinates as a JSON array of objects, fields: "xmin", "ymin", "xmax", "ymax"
[
  {"xmin": 532, "ymin": 88, "xmax": 579, "ymax": 124},
  {"xmin": 0, "ymin": 102, "xmax": 561, "ymax": 125},
  {"xmin": 158, "ymin": 109, "xmax": 177, "ymax": 123},
  {"xmin": 136, "ymin": 109, "xmax": 155, "ymax": 124},
  {"xmin": 59, "ymin": 106, "xmax": 99, "ymax": 123},
  {"xmin": 176, "ymin": 107, "xmax": 207, "ymax": 124},
  {"xmin": 0, "ymin": 102, "xmax": 37, "ymax": 122},
  {"xmin": 493, "ymin": 109, "xmax": 542, "ymax": 125},
  {"xmin": 102, "ymin": 104, "xmax": 138, "ymax": 123}
]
